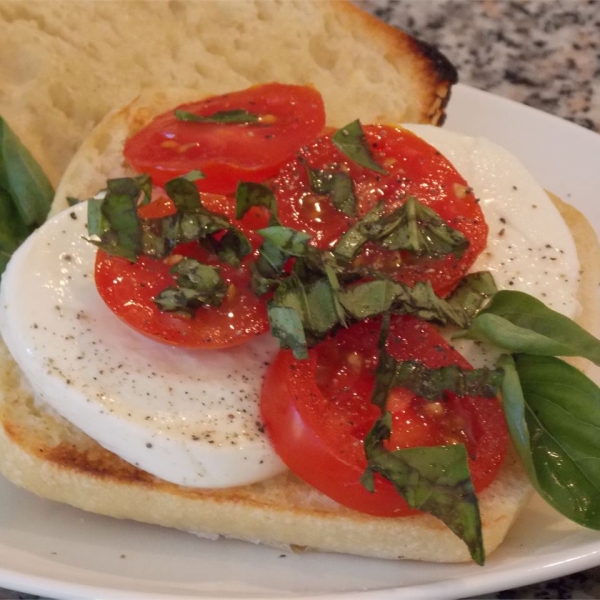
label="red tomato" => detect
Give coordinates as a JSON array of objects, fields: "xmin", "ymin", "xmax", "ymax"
[
  {"xmin": 273, "ymin": 125, "xmax": 488, "ymax": 297},
  {"xmin": 95, "ymin": 194, "xmax": 269, "ymax": 348},
  {"xmin": 123, "ymin": 83, "xmax": 326, "ymax": 195},
  {"xmin": 260, "ymin": 316, "xmax": 508, "ymax": 517}
]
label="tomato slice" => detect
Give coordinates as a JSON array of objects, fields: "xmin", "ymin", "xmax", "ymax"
[
  {"xmin": 260, "ymin": 316, "xmax": 508, "ymax": 516},
  {"xmin": 123, "ymin": 83, "xmax": 326, "ymax": 195},
  {"xmin": 274, "ymin": 125, "xmax": 487, "ymax": 297},
  {"xmin": 94, "ymin": 193, "xmax": 269, "ymax": 348}
]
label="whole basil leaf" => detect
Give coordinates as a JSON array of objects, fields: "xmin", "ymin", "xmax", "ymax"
[
  {"xmin": 363, "ymin": 413, "xmax": 484, "ymax": 565},
  {"xmin": 0, "ymin": 117, "xmax": 53, "ymax": 228},
  {"xmin": 461, "ymin": 291, "xmax": 600, "ymax": 365},
  {"xmin": 0, "ymin": 187, "xmax": 31, "ymax": 273},
  {"xmin": 501, "ymin": 354, "xmax": 600, "ymax": 529}
]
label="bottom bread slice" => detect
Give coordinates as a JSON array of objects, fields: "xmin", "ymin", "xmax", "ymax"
[{"xmin": 0, "ymin": 336, "xmax": 531, "ymax": 564}]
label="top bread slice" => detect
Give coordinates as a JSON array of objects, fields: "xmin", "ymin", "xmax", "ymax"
[
  {"xmin": 0, "ymin": 0, "xmax": 456, "ymax": 188},
  {"xmin": 2, "ymin": 85, "xmax": 599, "ymax": 563}
]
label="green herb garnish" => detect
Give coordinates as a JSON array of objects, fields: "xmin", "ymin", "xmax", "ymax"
[
  {"xmin": 175, "ymin": 108, "xmax": 259, "ymax": 124},
  {"xmin": 332, "ymin": 120, "xmax": 388, "ymax": 175},
  {"xmin": 305, "ymin": 164, "xmax": 357, "ymax": 217},
  {"xmin": 361, "ymin": 315, "xmax": 485, "ymax": 565},
  {"xmin": 334, "ymin": 197, "xmax": 469, "ymax": 263},
  {"xmin": 154, "ymin": 258, "xmax": 227, "ymax": 316},
  {"xmin": 0, "ymin": 117, "xmax": 54, "ymax": 274},
  {"xmin": 459, "ymin": 290, "xmax": 600, "ymax": 365},
  {"xmin": 500, "ymin": 354, "xmax": 600, "ymax": 529}
]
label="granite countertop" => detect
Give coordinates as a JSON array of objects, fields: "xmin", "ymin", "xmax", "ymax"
[{"xmin": 2, "ymin": 1, "xmax": 599, "ymax": 599}]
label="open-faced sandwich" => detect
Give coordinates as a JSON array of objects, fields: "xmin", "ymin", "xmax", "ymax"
[{"xmin": 0, "ymin": 1, "xmax": 599, "ymax": 568}]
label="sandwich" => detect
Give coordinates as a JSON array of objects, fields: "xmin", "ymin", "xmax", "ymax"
[{"xmin": 0, "ymin": 1, "xmax": 599, "ymax": 567}]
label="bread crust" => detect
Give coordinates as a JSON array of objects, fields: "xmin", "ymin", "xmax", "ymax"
[
  {"xmin": 0, "ymin": 338, "xmax": 531, "ymax": 563},
  {"xmin": 0, "ymin": 0, "xmax": 456, "ymax": 187}
]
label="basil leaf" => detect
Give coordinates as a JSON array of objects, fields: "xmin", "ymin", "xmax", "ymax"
[
  {"xmin": 461, "ymin": 291, "xmax": 600, "ymax": 365},
  {"xmin": 67, "ymin": 196, "xmax": 81, "ymax": 207},
  {"xmin": 207, "ymin": 227, "xmax": 252, "ymax": 267},
  {"xmin": 250, "ymin": 226, "xmax": 311, "ymax": 296},
  {"xmin": 333, "ymin": 202, "xmax": 385, "ymax": 263},
  {"xmin": 154, "ymin": 258, "xmax": 227, "ymax": 316},
  {"xmin": 446, "ymin": 272, "xmax": 498, "ymax": 318},
  {"xmin": 0, "ymin": 187, "xmax": 31, "ymax": 273},
  {"xmin": 164, "ymin": 176, "xmax": 203, "ymax": 214},
  {"xmin": 332, "ymin": 120, "xmax": 388, "ymax": 175},
  {"xmin": 363, "ymin": 413, "xmax": 484, "ymax": 565},
  {"xmin": 267, "ymin": 304, "xmax": 308, "ymax": 359},
  {"xmin": 391, "ymin": 361, "xmax": 504, "ymax": 401},
  {"xmin": 306, "ymin": 165, "xmax": 357, "ymax": 217},
  {"xmin": 0, "ymin": 117, "xmax": 53, "ymax": 228},
  {"xmin": 175, "ymin": 109, "xmax": 259, "ymax": 124},
  {"xmin": 339, "ymin": 279, "xmax": 473, "ymax": 329},
  {"xmin": 87, "ymin": 178, "xmax": 142, "ymax": 261},
  {"xmin": 235, "ymin": 181, "xmax": 280, "ymax": 225},
  {"xmin": 501, "ymin": 354, "xmax": 600, "ymax": 529},
  {"xmin": 267, "ymin": 275, "xmax": 341, "ymax": 355},
  {"xmin": 333, "ymin": 197, "xmax": 468, "ymax": 263}
]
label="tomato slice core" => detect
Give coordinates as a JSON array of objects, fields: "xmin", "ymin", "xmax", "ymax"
[
  {"xmin": 274, "ymin": 125, "xmax": 488, "ymax": 297},
  {"xmin": 123, "ymin": 83, "xmax": 326, "ymax": 195},
  {"xmin": 261, "ymin": 316, "xmax": 508, "ymax": 516}
]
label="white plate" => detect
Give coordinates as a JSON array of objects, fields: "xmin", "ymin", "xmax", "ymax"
[{"xmin": 2, "ymin": 84, "xmax": 600, "ymax": 600}]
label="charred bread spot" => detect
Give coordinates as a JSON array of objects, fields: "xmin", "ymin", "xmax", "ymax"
[{"xmin": 410, "ymin": 37, "xmax": 458, "ymax": 126}]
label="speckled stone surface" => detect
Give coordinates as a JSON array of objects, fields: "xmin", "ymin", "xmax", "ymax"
[
  {"xmin": 2, "ymin": 1, "xmax": 599, "ymax": 600},
  {"xmin": 358, "ymin": 0, "xmax": 600, "ymax": 132}
]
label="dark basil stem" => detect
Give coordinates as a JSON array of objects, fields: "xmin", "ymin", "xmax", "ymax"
[
  {"xmin": 361, "ymin": 314, "xmax": 488, "ymax": 565},
  {"xmin": 174, "ymin": 108, "xmax": 259, "ymax": 124},
  {"xmin": 88, "ymin": 174, "xmax": 250, "ymax": 313},
  {"xmin": 0, "ymin": 117, "xmax": 54, "ymax": 274}
]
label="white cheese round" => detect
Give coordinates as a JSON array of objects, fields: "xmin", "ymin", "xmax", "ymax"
[{"xmin": 0, "ymin": 202, "xmax": 286, "ymax": 488}]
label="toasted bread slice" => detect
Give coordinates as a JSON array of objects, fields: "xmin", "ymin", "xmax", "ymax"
[
  {"xmin": 0, "ymin": 337, "xmax": 531, "ymax": 563},
  {"xmin": 0, "ymin": 0, "xmax": 456, "ymax": 188}
]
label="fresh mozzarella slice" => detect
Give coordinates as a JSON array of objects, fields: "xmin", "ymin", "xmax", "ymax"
[
  {"xmin": 0, "ymin": 202, "xmax": 286, "ymax": 488},
  {"xmin": 404, "ymin": 125, "xmax": 580, "ymax": 368}
]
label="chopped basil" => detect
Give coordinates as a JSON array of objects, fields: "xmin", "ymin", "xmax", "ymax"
[
  {"xmin": 500, "ymin": 354, "xmax": 600, "ymax": 530},
  {"xmin": 87, "ymin": 178, "xmax": 143, "ymax": 261},
  {"xmin": 153, "ymin": 258, "xmax": 227, "ymax": 316},
  {"xmin": 372, "ymin": 313, "xmax": 503, "ymax": 402},
  {"xmin": 361, "ymin": 413, "xmax": 484, "ymax": 565},
  {"xmin": 267, "ymin": 304, "xmax": 309, "ymax": 360},
  {"xmin": 0, "ymin": 117, "xmax": 54, "ymax": 275},
  {"xmin": 270, "ymin": 276, "xmax": 339, "ymax": 356},
  {"xmin": 460, "ymin": 290, "xmax": 600, "ymax": 365},
  {"xmin": 446, "ymin": 271, "xmax": 497, "ymax": 318},
  {"xmin": 332, "ymin": 120, "xmax": 388, "ymax": 175},
  {"xmin": 235, "ymin": 181, "xmax": 280, "ymax": 225},
  {"xmin": 174, "ymin": 108, "xmax": 259, "ymax": 124},
  {"xmin": 388, "ymin": 360, "xmax": 503, "ymax": 401},
  {"xmin": 360, "ymin": 315, "xmax": 485, "ymax": 564},
  {"xmin": 305, "ymin": 164, "xmax": 357, "ymax": 217},
  {"xmin": 334, "ymin": 197, "xmax": 469, "ymax": 263}
]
